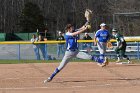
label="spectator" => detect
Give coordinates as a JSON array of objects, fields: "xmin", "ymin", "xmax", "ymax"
[
  {"xmin": 31, "ymin": 34, "xmax": 40, "ymax": 60},
  {"xmin": 82, "ymin": 32, "xmax": 92, "ymax": 52},
  {"xmin": 56, "ymin": 31, "xmax": 65, "ymax": 57},
  {"xmin": 38, "ymin": 34, "xmax": 46, "ymax": 60},
  {"xmin": 83, "ymin": 32, "xmax": 92, "ymax": 40}
]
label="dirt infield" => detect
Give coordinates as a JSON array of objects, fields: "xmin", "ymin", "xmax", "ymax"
[{"xmin": 0, "ymin": 62, "xmax": 140, "ymax": 93}]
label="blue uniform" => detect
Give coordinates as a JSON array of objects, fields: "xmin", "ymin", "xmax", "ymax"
[
  {"xmin": 65, "ymin": 32, "xmax": 78, "ymax": 51},
  {"xmin": 95, "ymin": 29, "xmax": 110, "ymax": 61},
  {"xmin": 95, "ymin": 29, "xmax": 110, "ymax": 42},
  {"xmin": 46, "ymin": 30, "xmax": 107, "ymax": 82}
]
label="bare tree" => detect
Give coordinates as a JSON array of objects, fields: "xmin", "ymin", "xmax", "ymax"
[{"xmin": 0, "ymin": 0, "xmax": 139, "ymax": 36}]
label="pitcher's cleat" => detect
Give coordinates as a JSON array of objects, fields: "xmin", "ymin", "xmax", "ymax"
[
  {"xmin": 47, "ymin": 77, "xmax": 52, "ymax": 82},
  {"xmin": 44, "ymin": 77, "xmax": 52, "ymax": 84}
]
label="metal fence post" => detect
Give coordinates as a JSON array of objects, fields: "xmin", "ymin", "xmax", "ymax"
[
  {"xmin": 18, "ymin": 44, "xmax": 20, "ymax": 60},
  {"xmin": 45, "ymin": 44, "xmax": 48, "ymax": 60},
  {"xmin": 137, "ymin": 42, "xmax": 140, "ymax": 60}
]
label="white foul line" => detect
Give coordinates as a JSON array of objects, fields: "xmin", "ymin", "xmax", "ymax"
[{"xmin": 0, "ymin": 86, "xmax": 87, "ymax": 90}]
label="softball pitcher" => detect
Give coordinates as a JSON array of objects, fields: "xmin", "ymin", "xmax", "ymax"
[
  {"xmin": 94, "ymin": 23, "xmax": 110, "ymax": 63},
  {"xmin": 44, "ymin": 24, "xmax": 109, "ymax": 83}
]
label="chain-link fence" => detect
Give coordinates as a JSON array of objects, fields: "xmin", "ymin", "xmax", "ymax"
[{"xmin": 0, "ymin": 40, "xmax": 139, "ymax": 63}]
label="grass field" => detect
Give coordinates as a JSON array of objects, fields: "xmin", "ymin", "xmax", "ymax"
[{"xmin": 0, "ymin": 59, "xmax": 139, "ymax": 64}]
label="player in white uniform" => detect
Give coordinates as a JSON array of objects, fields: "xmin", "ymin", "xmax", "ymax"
[
  {"xmin": 94, "ymin": 23, "xmax": 110, "ymax": 65},
  {"xmin": 44, "ymin": 24, "xmax": 109, "ymax": 83}
]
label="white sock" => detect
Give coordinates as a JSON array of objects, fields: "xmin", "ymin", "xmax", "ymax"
[{"xmin": 117, "ymin": 57, "xmax": 120, "ymax": 61}]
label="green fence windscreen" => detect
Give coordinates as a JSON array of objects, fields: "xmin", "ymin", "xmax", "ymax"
[{"xmin": 0, "ymin": 33, "xmax": 6, "ymax": 41}]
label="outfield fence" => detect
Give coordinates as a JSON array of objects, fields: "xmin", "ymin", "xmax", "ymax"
[{"xmin": 0, "ymin": 38, "xmax": 140, "ymax": 61}]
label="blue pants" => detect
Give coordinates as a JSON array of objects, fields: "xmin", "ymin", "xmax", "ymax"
[
  {"xmin": 39, "ymin": 44, "xmax": 46, "ymax": 60},
  {"xmin": 57, "ymin": 44, "xmax": 65, "ymax": 57},
  {"xmin": 33, "ymin": 47, "xmax": 40, "ymax": 60}
]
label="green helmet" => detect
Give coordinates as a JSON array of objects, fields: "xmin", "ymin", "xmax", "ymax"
[{"xmin": 112, "ymin": 28, "xmax": 117, "ymax": 32}]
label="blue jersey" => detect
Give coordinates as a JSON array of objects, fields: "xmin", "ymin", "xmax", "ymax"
[
  {"xmin": 95, "ymin": 29, "xmax": 110, "ymax": 42},
  {"xmin": 65, "ymin": 32, "xmax": 78, "ymax": 51}
]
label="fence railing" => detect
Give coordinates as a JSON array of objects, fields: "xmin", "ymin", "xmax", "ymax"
[{"xmin": 0, "ymin": 39, "xmax": 140, "ymax": 60}]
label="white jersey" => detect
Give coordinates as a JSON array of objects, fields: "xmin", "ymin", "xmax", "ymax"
[{"xmin": 31, "ymin": 37, "xmax": 38, "ymax": 48}]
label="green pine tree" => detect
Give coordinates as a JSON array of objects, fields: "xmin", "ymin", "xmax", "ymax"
[{"xmin": 19, "ymin": 2, "xmax": 45, "ymax": 33}]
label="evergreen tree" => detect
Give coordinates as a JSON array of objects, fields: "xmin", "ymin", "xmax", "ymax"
[{"xmin": 19, "ymin": 2, "xmax": 45, "ymax": 32}]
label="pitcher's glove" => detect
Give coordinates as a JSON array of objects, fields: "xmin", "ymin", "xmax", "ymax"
[{"xmin": 85, "ymin": 9, "xmax": 92, "ymax": 21}]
